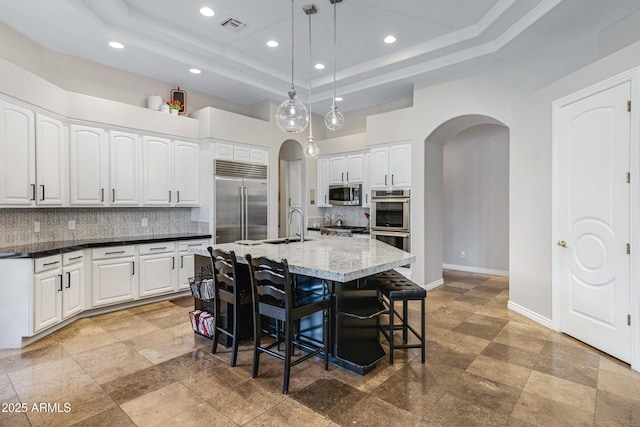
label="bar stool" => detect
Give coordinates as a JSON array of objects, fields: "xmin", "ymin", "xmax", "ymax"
[
  {"xmin": 245, "ymin": 254, "xmax": 330, "ymax": 394},
  {"xmin": 208, "ymin": 247, "xmax": 252, "ymax": 367},
  {"xmin": 376, "ymin": 270, "xmax": 426, "ymax": 364}
]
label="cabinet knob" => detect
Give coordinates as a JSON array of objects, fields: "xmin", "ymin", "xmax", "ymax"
[{"xmin": 557, "ymin": 240, "xmax": 567, "ymax": 248}]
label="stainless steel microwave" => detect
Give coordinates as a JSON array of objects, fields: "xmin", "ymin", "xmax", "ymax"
[{"xmin": 329, "ymin": 184, "xmax": 362, "ymax": 206}]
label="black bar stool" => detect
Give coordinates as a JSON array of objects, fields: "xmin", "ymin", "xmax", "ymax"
[{"xmin": 375, "ymin": 270, "xmax": 426, "ymax": 364}]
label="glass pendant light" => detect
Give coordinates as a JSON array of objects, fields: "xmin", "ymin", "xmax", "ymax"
[
  {"xmin": 276, "ymin": 0, "xmax": 309, "ymax": 133},
  {"xmin": 303, "ymin": 4, "xmax": 319, "ymax": 158},
  {"xmin": 324, "ymin": 0, "xmax": 344, "ymax": 131}
]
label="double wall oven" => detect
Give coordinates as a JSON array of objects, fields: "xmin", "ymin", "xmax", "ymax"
[{"xmin": 370, "ymin": 189, "xmax": 410, "ymax": 253}]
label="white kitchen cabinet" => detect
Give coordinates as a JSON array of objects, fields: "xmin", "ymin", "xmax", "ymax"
[
  {"xmin": 389, "ymin": 144, "xmax": 412, "ymax": 188},
  {"xmin": 69, "ymin": 125, "xmax": 109, "ymax": 206},
  {"xmin": 32, "ymin": 255, "xmax": 62, "ymax": 333},
  {"xmin": 91, "ymin": 246, "xmax": 137, "ymax": 307},
  {"xmin": 370, "ymin": 143, "xmax": 412, "ymax": 189},
  {"xmin": 35, "ymin": 113, "xmax": 66, "ymax": 206},
  {"xmin": 0, "ymin": 100, "xmax": 35, "ymax": 205},
  {"xmin": 329, "ymin": 153, "xmax": 364, "ymax": 184},
  {"xmin": 317, "ymin": 157, "xmax": 331, "ymax": 207},
  {"xmin": 109, "ymin": 131, "xmax": 140, "ymax": 206},
  {"xmin": 178, "ymin": 240, "xmax": 209, "ymax": 290},
  {"xmin": 138, "ymin": 243, "xmax": 178, "ymax": 298},
  {"xmin": 250, "ymin": 148, "xmax": 268, "ymax": 165},
  {"xmin": 363, "ymin": 152, "xmax": 371, "ymax": 207},
  {"xmin": 233, "ymin": 145, "xmax": 251, "ymax": 163},
  {"xmin": 61, "ymin": 251, "xmax": 84, "ymax": 319},
  {"xmin": 215, "ymin": 141, "xmax": 268, "ymax": 166},
  {"xmin": 142, "ymin": 135, "xmax": 173, "ymax": 205},
  {"xmin": 215, "ymin": 142, "xmax": 234, "ymax": 160},
  {"xmin": 174, "ymin": 141, "xmax": 200, "ymax": 205}
]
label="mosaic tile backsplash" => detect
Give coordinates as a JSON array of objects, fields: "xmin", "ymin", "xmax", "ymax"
[
  {"xmin": 308, "ymin": 206, "xmax": 371, "ymax": 228},
  {"xmin": 0, "ymin": 208, "xmax": 209, "ymax": 247}
]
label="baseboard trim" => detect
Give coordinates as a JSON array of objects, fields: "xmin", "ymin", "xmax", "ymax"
[
  {"xmin": 425, "ymin": 278, "xmax": 444, "ymax": 291},
  {"xmin": 442, "ymin": 264, "xmax": 509, "ymax": 277},
  {"xmin": 507, "ymin": 300, "xmax": 554, "ymax": 329}
]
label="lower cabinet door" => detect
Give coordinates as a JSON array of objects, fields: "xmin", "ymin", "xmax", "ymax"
[
  {"xmin": 92, "ymin": 257, "xmax": 137, "ymax": 307},
  {"xmin": 178, "ymin": 252, "xmax": 195, "ymax": 290},
  {"xmin": 63, "ymin": 264, "xmax": 84, "ymax": 319},
  {"xmin": 139, "ymin": 253, "xmax": 178, "ymax": 297},
  {"xmin": 33, "ymin": 271, "xmax": 62, "ymax": 333}
]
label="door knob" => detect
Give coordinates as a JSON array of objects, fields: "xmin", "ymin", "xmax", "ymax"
[{"xmin": 557, "ymin": 240, "xmax": 567, "ymax": 248}]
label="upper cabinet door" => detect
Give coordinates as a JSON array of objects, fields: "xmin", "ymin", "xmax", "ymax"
[
  {"xmin": 362, "ymin": 152, "xmax": 371, "ymax": 207},
  {"xmin": 69, "ymin": 125, "xmax": 108, "ymax": 206},
  {"xmin": 142, "ymin": 136, "xmax": 173, "ymax": 205},
  {"xmin": 174, "ymin": 141, "xmax": 200, "ymax": 205},
  {"xmin": 317, "ymin": 157, "xmax": 331, "ymax": 207},
  {"xmin": 369, "ymin": 146, "xmax": 390, "ymax": 189},
  {"xmin": 329, "ymin": 156, "xmax": 346, "ymax": 184},
  {"xmin": 35, "ymin": 114, "xmax": 66, "ymax": 206},
  {"xmin": 0, "ymin": 100, "xmax": 35, "ymax": 205},
  {"xmin": 389, "ymin": 143, "xmax": 412, "ymax": 188},
  {"xmin": 109, "ymin": 131, "xmax": 140, "ymax": 206},
  {"xmin": 346, "ymin": 154, "xmax": 364, "ymax": 182}
]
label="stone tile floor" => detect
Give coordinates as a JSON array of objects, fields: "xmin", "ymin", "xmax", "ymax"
[{"xmin": 1, "ymin": 270, "xmax": 639, "ymax": 426}]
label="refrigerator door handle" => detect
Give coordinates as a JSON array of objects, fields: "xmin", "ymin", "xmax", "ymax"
[
  {"xmin": 239, "ymin": 186, "xmax": 245, "ymax": 240},
  {"xmin": 244, "ymin": 186, "xmax": 249, "ymax": 241}
]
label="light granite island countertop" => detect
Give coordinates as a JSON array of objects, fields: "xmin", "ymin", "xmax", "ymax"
[
  {"xmin": 189, "ymin": 236, "xmax": 417, "ymax": 375},
  {"xmin": 189, "ymin": 235, "xmax": 415, "ymax": 283}
]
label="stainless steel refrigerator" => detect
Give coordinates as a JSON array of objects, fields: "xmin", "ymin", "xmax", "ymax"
[{"xmin": 215, "ymin": 160, "xmax": 268, "ymax": 243}]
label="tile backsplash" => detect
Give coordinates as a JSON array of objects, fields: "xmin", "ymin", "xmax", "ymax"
[
  {"xmin": 0, "ymin": 208, "xmax": 209, "ymax": 247},
  {"xmin": 308, "ymin": 206, "xmax": 370, "ymax": 228}
]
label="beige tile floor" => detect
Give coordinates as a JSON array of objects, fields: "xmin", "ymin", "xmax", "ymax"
[{"xmin": 1, "ymin": 270, "xmax": 639, "ymax": 426}]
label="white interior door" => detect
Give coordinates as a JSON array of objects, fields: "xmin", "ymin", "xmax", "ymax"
[
  {"xmin": 287, "ymin": 159, "xmax": 302, "ymax": 236},
  {"xmin": 557, "ymin": 81, "xmax": 631, "ymax": 362}
]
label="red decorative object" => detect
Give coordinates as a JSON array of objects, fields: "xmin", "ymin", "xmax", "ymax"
[{"xmin": 170, "ymin": 87, "xmax": 187, "ymax": 115}]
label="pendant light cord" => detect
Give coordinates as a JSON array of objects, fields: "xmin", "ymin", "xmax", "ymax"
[
  {"xmin": 308, "ymin": 7, "xmax": 313, "ymax": 137},
  {"xmin": 331, "ymin": 0, "xmax": 337, "ymax": 108},
  {"xmin": 290, "ymin": 0, "xmax": 295, "ymax": 91}
]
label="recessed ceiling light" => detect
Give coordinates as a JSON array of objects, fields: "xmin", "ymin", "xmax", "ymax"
[
  {"xmin": 384, "ymin": 35, "xmax": 396, "ymax": 44},
  {"xmin": 266, "ymin": 40, "xmax": 279, "ymax": 48},
  {"xmin": 108, "ymin": 41, "xmax": 124, "ymax": 49},
  {"xmin": 335, "ymin": 97, "xmax": 343, "ymax": 102},
  {"xmin": 314, "ymin": 63, "xmax": 325, "ymax": 70},
  {"xmin": 200, "ymin": 7, "xmax": 214, "ymax": 17},
  {"xmin": 190, "ymin": 68, "xmax": 202, "ymax": 74}
]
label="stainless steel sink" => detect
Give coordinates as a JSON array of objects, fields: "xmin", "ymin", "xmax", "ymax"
[{"xmin": 263, "ymin": 237, "xmax": 314, "ymax": 244}]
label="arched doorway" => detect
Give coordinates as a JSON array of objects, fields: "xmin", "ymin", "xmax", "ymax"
[
  {"xmin": 423, "ymin": 115, "xmax": 509, "ymax": 288},
  {"xmin": 278, "ymin": 139, "xmax": 305, "ymax": 238}
]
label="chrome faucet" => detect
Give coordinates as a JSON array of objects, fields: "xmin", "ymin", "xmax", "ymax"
[{"xmin": 287, "ymin": 208, "xmax": 304, "ymax": 242}]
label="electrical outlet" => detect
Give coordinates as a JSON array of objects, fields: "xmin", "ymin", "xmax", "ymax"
[
  {"xmin": 141, "ymin": 218, "xmax": 148, "ymax": 227},
  {"xmin": 34, "ymin": 221, "xmax": 40, "ymax": 233},
  {"xmin": 460, "ymin": 251, "xmax": 466, "ymax": 258},
  {"xmin": 68, "ymin": 220, "xmax": 76, "ymax": 230}
]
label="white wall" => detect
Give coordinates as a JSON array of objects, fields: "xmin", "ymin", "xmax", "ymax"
[
  {"xmin": 510, "ymin": 39, "xmax": 640, "ymax": 321},
  {"xmin": 443, "ymin": 124, "xmax": 509, "ymax": 273}
]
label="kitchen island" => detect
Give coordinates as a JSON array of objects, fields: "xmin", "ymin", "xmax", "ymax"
[{"xmin": 191, "ymin": 236, "xmax": 416, "ymax": 373}]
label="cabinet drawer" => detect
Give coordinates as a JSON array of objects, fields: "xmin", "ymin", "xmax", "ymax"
[
  {"xmin": 92, "ymin": 246, "xmax": 135, "ymax": 260},
  {"xmin": 63, "ymin": 251, "xmax": 84, "ymax": 266},
  {"xmin": 178, "ymin": 240, "xmax": 209, "ymax": 252},
  {"xmin": 138, "ymin": 242, "xmax": 176, "ymax": 255},
  {"xmin": 34, "ymin": 255, "xmax": 62, "ymax": 273}
]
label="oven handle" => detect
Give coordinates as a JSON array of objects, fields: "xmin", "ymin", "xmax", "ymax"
[
  {"xmin": 370, "ymin": 198, "xmax": 410, "ymax": 204},
  {"xmin": 371, "ymin": 230, "xmax": 410, "ymax": 238}
]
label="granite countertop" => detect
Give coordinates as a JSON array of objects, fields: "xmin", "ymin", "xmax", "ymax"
[
  {"xmin": 190, "ymin": 235, "xmax": 414, "ymax": 283},
  {"xmin": 0, "ymin": 233, "xmax": 212, "ymax": 259}
]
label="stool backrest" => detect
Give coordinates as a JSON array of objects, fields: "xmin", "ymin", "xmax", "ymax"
[
  {"xmin": 245, "ymin": 255, "xmax": 293, "ymax": 310},
  {"xmin": 208, "ymin": 247, "xmax": 238, "ymax": 293}
]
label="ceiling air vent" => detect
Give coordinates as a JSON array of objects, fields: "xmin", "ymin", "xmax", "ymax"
[{"xmin": 220, "ymin": 17, "xmax": 247, "ymax": 32}]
